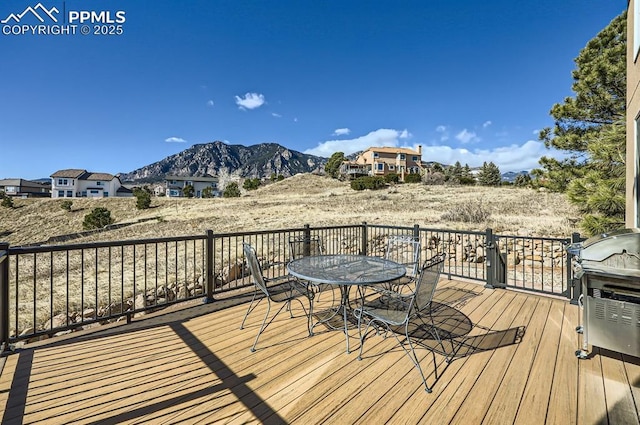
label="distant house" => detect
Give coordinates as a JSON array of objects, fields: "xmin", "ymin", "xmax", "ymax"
[
  {"xmin": 50, "ymin": 169, "xmax": 129, "ymax": 198},
  {"xmin": 0, "ymin": 179, "xmax": 51, "ymax": 198},
  {"xmin": 165, "ymin": 175, "xmax": 220, "ymax": 198},
  {"xmin": 340, "ymin": 146, "xmax": 423, "ymax": 182}
]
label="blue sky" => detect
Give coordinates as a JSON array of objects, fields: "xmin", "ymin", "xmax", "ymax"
[{"xmin": 0, "ymin": 0, "xmax": 627, "ymax": 179}]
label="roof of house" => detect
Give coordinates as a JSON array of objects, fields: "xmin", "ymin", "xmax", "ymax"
[
  {"xmin": 364, "ymin": 146, "xmax": 421, "ymax": 156},
  {"xmin": 50, "ymin": 170, "xmax": 118, "ymax": 181},
  {"xmin": 165, "ymin": 175, "xmax": 219, "ymax": 182},
  {"xmin": 0, "ymin": 179, "xmax": 50, "ymax": 188},
  {"xmin": 50, "ymin": 169, "xmax": 88, "ymax": 178},
  {"xmin": 85, "ymin": 172, "xmax": 116, "ymax": 181}
]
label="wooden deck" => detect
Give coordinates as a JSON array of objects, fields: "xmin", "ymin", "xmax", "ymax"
[{"xmin": 0, "ymin": 278, "xmax": 639, "ymax": 424}]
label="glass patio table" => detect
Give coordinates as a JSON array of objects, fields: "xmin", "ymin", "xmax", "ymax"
[{"xmin": 287, "ymin": 254, "xmax": 406, "ymax": 353}]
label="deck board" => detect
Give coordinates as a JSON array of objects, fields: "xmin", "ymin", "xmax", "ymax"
[{"xmin": 0, "ymin": 278, "xmax": 638, "ymax": 425}]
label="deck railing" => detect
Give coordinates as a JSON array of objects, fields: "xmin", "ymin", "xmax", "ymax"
[{"xmin": 0, "ymin": 224, "xmax": 578, "ymax": 349}]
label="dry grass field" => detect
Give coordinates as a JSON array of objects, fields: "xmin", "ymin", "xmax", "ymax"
[{"xmin": 0, "ymin": 174, "xmax": 581, "ymax": 247}]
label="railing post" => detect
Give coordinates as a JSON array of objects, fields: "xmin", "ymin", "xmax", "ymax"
[
  {"xmin": 203, "ymin": 230, "xmax": 215, "ymax": 304},
  {"xmin": 569, "ymin": 232, "xmax": 582, "ymax": 305},
  {"xmin": 303, "ymin": 224, "xmax": 312, "ymax": 256},
  {"xmin": 361, "ymin": 222, "xmax": 368, "ymax": 256},
  {"xmin": 485, "ymin": 229, "xmax": 496, "ymax": 289},
  {"xmin": 0, "ymin": 242, "xmax": 9, "ymax": 353},
  {"xmin": 413, "ymin": 224, "xmax": 421, "ymax": 264},
  {"xmin": 484, "ymin": 228, "xmax": 506, "ymax": 289}
]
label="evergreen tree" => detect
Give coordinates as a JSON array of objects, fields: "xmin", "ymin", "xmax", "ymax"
[
  {"xmin": 182, "ymin": 184, "xmax": 195, "ymax": 198},
  {"xmin": 325, "ymin": 152, "xmax": 346, "ymax": 178},
  {"xmin": 477, "ymin": 162, "xmax": 502, "ymax": 186},
  {"xmin": 460, "ymin": 164, "xmax": 476, "ymax": 185},
  {"xmin": 535, "ymin": 11, "xmax": 626, "ymax": 235}
]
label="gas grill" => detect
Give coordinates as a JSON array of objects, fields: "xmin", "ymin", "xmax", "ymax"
[{"xmin": 567, "ymin": 228, "xmax": 640, "ymax": 358}]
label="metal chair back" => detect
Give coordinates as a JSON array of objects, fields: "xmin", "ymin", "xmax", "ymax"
[
  {"xmin": 385, "ymin": 235, "xmax": 421, "ymax": 278},
  {"xmin": 289, "ymin": 235, "xmax": 324, "ymax": 260},
  {"xmin": 243, "ymin": 242, "xmax": 270, "ymax": 298},
  {"xmin": 412, "ymin": 253, "xmax": 447, "ymax": 316}
]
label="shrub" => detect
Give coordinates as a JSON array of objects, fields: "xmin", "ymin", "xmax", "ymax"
[
  {"xmin": 133, "ymin": 189, "xmax": 152, "ymax": 210},
  {"xmin": 1, "ymin": 195, "xmax": 13, "ymax": 208},
  {"xmin": 61, "ymin": 200, "xmax": 73, "ymax": 212},
  {"xmin": 83, "ymin": 207, "xmax": 115, "ymax": 230},
  {"xmin": 182, "ymin": 184, "xmax": 195, "ymax": 198},
  {"xmin": 223, "ymin": 182, "xmax": 241, "ymax": 198},
  {"xmin": 404, "ymin": 173, "xmax": 422, "ymax": 183},
  {"xmin": 440, "ymin": 200, "xmax": 491, "ymax": 224},
  {"xmin": 385, "ymin": 173, "xmax": 400, "ymax": 184},
  {"xmin": 201, "ymin": 187, "xmax": 215, "ymax": 198},
  {"xmin": 243, "ymin": 178, "xmax": 261, "ymax": 190},
  {"xmin": 350, "ymin": 176, "xmax": 386, "ymax": 191},
  {"xmin": 422, "ymin": 172, "xmax": 446, "ymax": 185}
]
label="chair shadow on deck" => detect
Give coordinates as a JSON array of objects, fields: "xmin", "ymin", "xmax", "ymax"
[
  {"xmin": 374, "ymin": 300, "xmax": 525, "ymax": 391},
  {"xmin": 405, "ymin": 301, "xmax": 526, "ymax": 361}
]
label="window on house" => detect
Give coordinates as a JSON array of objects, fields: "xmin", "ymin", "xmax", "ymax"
[
  {"xmin": 58, "ymin": 190, "xmax": 64, "ymax": 197},
  {"xmin": 90, "ymin": 190, "xmax": 99, "ymax": 195},
  {"xmin": 81, "ymin": 191, "xmax": 87, "ymax": 197},
  {"xmin": 57, "ymin": 178, "xmax": 68, "ymax": 186},
  {"xmin": 66, "ymin": 190, "xmax": 72, "ymax": 197},
  {"xmin": 399, "ymin": 153, "xmax": 406, "ymax": 160},
  {"xmin": 412, "ymin": 156, "xmax": 418, "ymax": 161},
  {"xmin": 373, "ymin": 152, "xmax": 379, "ymax": 158},
  {"xmin": 104, "ymin": 192, "xmax": 109, "ymax": 197},
  {"xmin": 376, "ymin": 163, "xmax": 384, "ymax": 171},
  {"xmin": 389, "ymin": 165, "xmax": 395, "ymax": 171},
  {"xmin": 96, "ymin": 181, "xmax": 103, "ymax": 186}
]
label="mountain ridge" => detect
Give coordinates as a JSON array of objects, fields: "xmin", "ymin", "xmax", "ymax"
[{"xmin": 118, "ymin": 140, "xmax": 326, "ymax": 183}]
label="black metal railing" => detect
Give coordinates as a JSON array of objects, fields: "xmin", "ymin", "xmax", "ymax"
[{"xmin": 0, "ymin": 224, "xmax": 579, "ymax": 349}]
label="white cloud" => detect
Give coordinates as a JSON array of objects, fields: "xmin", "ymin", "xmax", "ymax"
[
  {"xmin": 435, "ymin": 125, "xmax": 449, "ymax": 141},
  {"xmin": 456, "ymin": 129, "xmax": 478, "ymax": 144},
  {"xmin": 165, "ymin": 137, "xmax": 187, "ymax": 143},
  {"xmin": 483, "ymin": 121, "xmax": 492, "ymax": 128},
  {"xmin": 272, "ymin": 112, "xmax": 282, "ymax": 118},
  {"xmin": 234, "ymin": 92, "xmax": 266, "ymax": 110},
  {"xmin": 333, "ymin": 128, "xmax": 351, "ymax": 136},
  {"xmin": 399, "ymin": 129, "xmax": 412, "ymax": 139},
  {"xmin": 304, "ymin": 128, "xmax": 412, "ymax": 157},
  {"xmin": 422, "ymin": 139, "xmax": 562, "ymax": 172},
  {"xmin": 206, "ymin": 100, "xmax": 214, "ymax": 107}
]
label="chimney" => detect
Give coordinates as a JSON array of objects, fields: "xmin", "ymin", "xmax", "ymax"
[{"xmin": 417, "ymin": 145, "xmax": 422, "ymax": 155}]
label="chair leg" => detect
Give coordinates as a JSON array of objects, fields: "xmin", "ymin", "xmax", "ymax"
[
  {"xmin": 240, "ymin": 292, "xmax": 261, "ymax": 330},
  {"xmin": 403, "ymin": 322, "xmax": 433, "ymax": 393}
]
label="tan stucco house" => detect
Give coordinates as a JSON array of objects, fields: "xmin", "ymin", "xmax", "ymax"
[{"xmin": 340, "ymin": 146, "xmax": 423, "ymax": 182}]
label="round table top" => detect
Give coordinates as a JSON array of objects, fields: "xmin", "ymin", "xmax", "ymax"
[{"xmin": 287, "ymin": 254, "xmax": 406, "ymax": 286}]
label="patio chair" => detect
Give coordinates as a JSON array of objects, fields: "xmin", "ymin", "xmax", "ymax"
[
  {"xmin": 373, "ymin": 235, "xmax": 421, "ymax": 298},
  {"xmin": 355, "ymin": 252, "xmax": 447, "ymax": 393},
  {"xmin": 288, "ymin": 235, "xmax": 336, "ymax": 307},
  {"xmin": 240, "ymin": 242, "xmax": 314, "ymax": 352}
]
